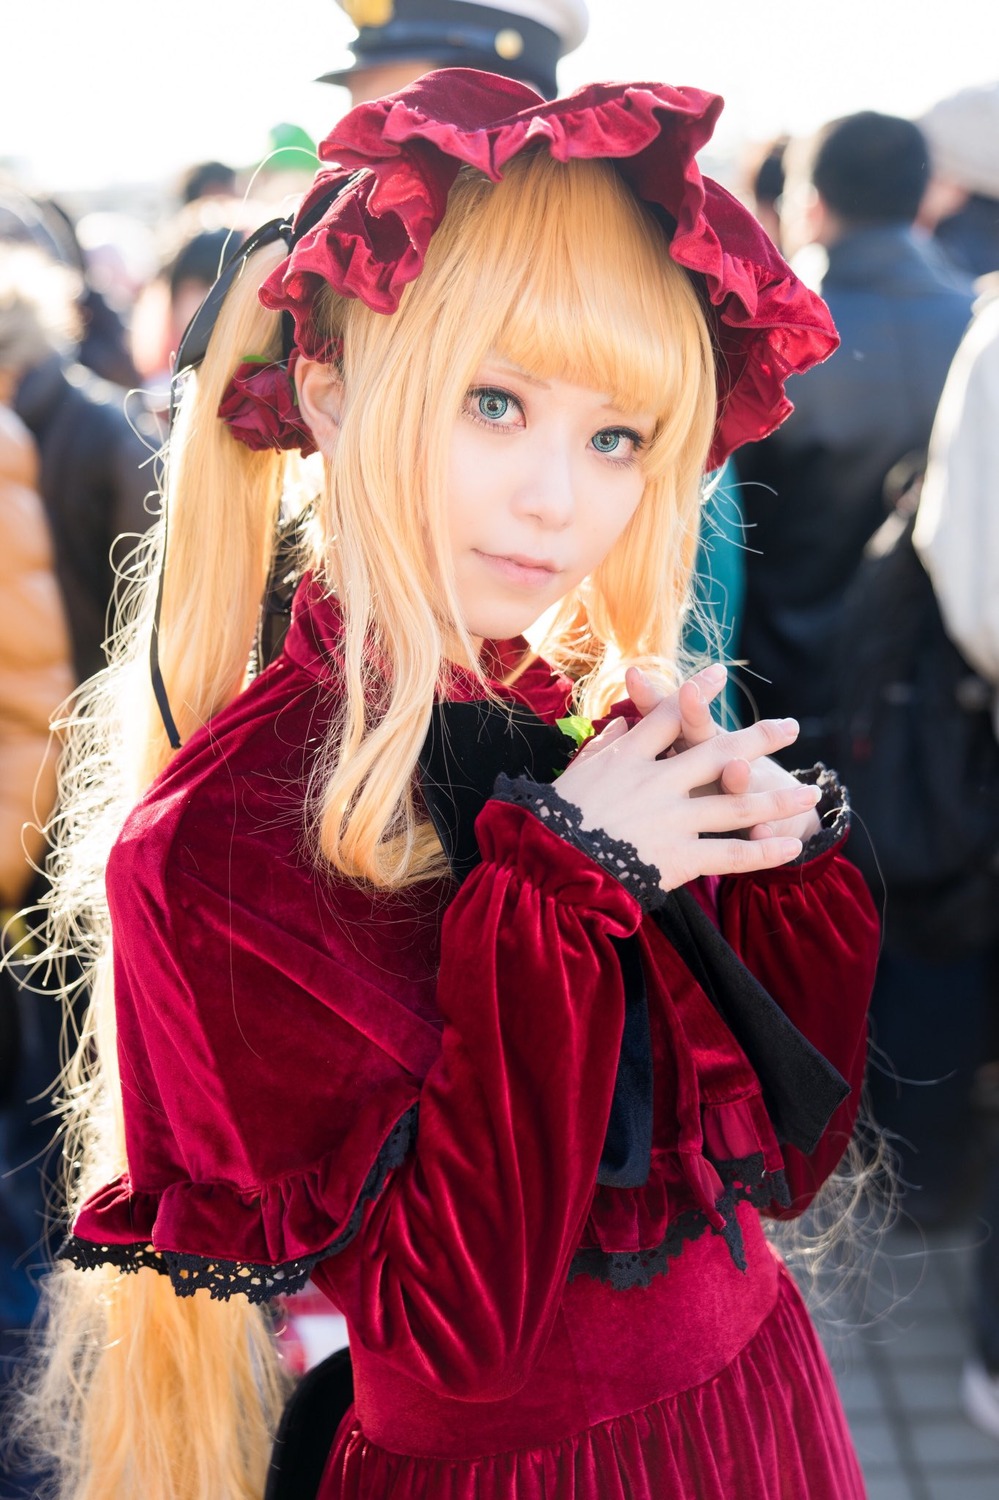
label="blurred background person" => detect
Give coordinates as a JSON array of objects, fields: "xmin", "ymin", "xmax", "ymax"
[
  {"xmin": 0, "ymin": 403, "xmax": 69, "ymax": 943},
  {"xmin": 131, "ymin": 214, "xmax": 252, "ymax": 410},
  {"xmin": 0, "ymin": 244, "xmax": 156, "ymax": 683},
  {"xmin": 735, "ymin": 111, "xmax": 973, "ymax": 770},
  {"xmin": 734, "ymin": 112, "xmax": 978, "ymax": 1232},
  {"xmin": 178, "ymin": 157, "xmax": 238, "ymax": 206},
  {"xmin": 318, "ymin": 0, "xmax": 589, "ymax": 103},
  {"xmin": 0, "ymin": 185, "xmax": 140, "ymax": 389},
  {"xmin": 912, "ymin": 284, "xmax": 999, "ymax": 1433},
  {"xmin": 741, "ymin": 133, "xmax": 789, "ymax": 250},
  {"xmin": 72, "ymin": 207, "xmax": 156, "ymax": 376},
  {"xmin": 919, "ymin": 80, "xmax": 999, "ymax": 282},
  {"xmin": 0, "ymin": 401, "xmax": 72, "ymax": 1500}
]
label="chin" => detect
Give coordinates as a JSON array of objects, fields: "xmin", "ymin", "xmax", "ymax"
[{"xmin": 464, "ymin": 608, "xmax": 542, "ymax": 644}]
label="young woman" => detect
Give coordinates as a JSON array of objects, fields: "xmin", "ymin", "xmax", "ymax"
[{"xmin": 29, "ymin": 71, "xmax": 878, "ymax": 1500}]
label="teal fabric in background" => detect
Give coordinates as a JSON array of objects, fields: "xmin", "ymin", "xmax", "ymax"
[{"xmin": 683, "ymin": 462, "xmax": 746, "ymax": 728}]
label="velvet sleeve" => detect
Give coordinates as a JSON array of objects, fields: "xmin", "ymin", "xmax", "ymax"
[
  {"xmin": 70, "ymin": 788, "xmax": 639, "ymax": 1401},
  {"xmin": 716, "ymin": 840, "xmax": 879, "ymax": 1212},
  {"xmin": 311, "ymin": 799, "xmax": 640, "ymax": 1400}
]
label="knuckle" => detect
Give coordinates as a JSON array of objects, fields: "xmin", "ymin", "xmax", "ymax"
[{"xmin": 729, "ymin": 839, "xmax": 755, "ymax": 870}]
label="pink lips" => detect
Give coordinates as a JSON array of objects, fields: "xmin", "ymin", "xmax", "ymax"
[{"xmin": 475, "ymin": 551, "xmax": 560, "ymax": 588}]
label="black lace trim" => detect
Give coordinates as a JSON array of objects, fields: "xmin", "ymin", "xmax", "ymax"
[
  {"xmin": 60, "ymin": 1105, "xmax": 419, "ymax": 1304},
  {"xmin": 789, "ymin": 764, "xmax": 850, "ymax": 864},
  {"xmin": 493, "ymin": 773, "xmax": 667, "ymax": 912},
  {"xmin": 568, "ymin": 1154, "xmax": 791, "ymax": 1290}
]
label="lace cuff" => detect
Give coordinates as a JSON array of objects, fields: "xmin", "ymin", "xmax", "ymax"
[
  {"xmin": 492, "ymin": 774, "xmax": 667, "ymax": 912},
  {"xmin": 60, "ymin": 1106, "xmax": 419, "ymax": 1304},
  {"xmin": 789, "ymin": 764, "xmax": 850, "ymax": 864}
]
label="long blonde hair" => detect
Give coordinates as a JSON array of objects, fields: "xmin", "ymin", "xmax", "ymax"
[
  {"xmin": 311, "ymin": 151, "xmax": 715, "ymax": 886},
  {"xmin": 19, "ymin": 150, "xmax": 716, "ymax": 1499}
]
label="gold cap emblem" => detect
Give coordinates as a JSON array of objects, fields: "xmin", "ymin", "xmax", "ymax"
[
  {"xmin": 343, "ymin": 0, "xmax": 395, "ymax": 26},
  {"xmin": 494, "ymin": 27, "xmax": 525, "ymax": 61}
]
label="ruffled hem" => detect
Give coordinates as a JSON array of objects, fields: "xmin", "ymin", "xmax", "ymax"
[
  {"xmin": 259, "ymin": 72, "xmax": 839, "ymax": 470},
  {"xmin": 570, "ymin": 1153, "xmax": 790, "ymax": 1289},
  {"xmin": 62, "ymin": 1105, "xmax": 418, "ymax": 1303},
  {"xmin": 326, "ymin": 1267, "xmax": 864, "ymax": 1499}
]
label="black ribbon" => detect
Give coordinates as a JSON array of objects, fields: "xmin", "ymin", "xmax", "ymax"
[
  {"xmin": 417, "ymin": 698, "xmax": 575, "ymax": 881},
  {"xmin": 654, "ymin": 891, "xmax": 848, "ymax": 1154},
  {"xmin": 417, "ymin": 697, "xmax": 849, "ymax": 1178}
]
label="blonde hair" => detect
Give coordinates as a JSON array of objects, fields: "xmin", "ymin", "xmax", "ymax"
[
  {"xmin": 19, "ymin": 151, "xmax": 717, "ymax": 1498},
  {"xmin": 313, "ymin": 151, "xmax": 715, "ymax": 886}
]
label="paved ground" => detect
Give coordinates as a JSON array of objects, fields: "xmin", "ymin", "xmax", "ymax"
[{"xmin": 818, "ymin": 1217, "xmax": 999, "ymax": 1499}]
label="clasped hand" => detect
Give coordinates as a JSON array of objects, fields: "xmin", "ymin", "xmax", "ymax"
[{"xmin": 556, "ymin": 665, "xmax": 822, "ymax": 893}]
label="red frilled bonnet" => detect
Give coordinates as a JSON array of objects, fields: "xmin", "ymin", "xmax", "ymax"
[{"xmin": 259, "ymin": 69, "xmax": 838, "ymax": 471}]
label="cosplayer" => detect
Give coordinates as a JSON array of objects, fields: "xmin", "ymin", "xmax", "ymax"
[{"xmin": 24, "ymin": 71, "xmax": 878, "ymax": 1500}]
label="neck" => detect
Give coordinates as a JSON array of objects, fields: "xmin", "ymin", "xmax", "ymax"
[{"xmin": 443, "ymin": 632, "xmax": 485, "ymax": 672}]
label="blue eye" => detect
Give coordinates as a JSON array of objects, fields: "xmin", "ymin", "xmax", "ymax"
[
  {"xmin": 477, "ymin": 390, "xmax": 510, "ymax": 421},
  {"xmin": 591, "ymin": 427, "xmax": 644, "ymax": 460}
]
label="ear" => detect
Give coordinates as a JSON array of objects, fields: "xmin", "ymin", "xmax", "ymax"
[{"xmin": 295, "ymin": 357, "xmax": 344, "ymax": 459}]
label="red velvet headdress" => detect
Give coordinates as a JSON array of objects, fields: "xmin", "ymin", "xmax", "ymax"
[{"xmin": 258, "ymin": 69, "xmax": 839, "ymax": 471}]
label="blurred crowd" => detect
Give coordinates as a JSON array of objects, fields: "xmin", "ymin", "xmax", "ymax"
[
  {"xmin": 728, "ymin": 78, "xmax": 999, "ymax": 1445},
  {"xmin": 2, "ymin": 0, "xmax": 999, "ymax": 1491}
]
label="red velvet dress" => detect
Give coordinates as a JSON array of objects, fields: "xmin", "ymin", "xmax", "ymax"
[{"xmin": 69, "ymin": 578, "xmax": 879, "ymax": 1499}]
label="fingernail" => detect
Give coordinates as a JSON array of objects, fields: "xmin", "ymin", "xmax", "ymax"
[
  {"xmin": 780, "ymin": 838, "xmax": 803, "ymax": 858},
  {"xmin": 795, "ymin": 785, "xmax": 821, "ymax": 804},
  {"xmin": 631, "ymin": 667, "xmax": 651, "ymax": 688},
  {"xmin": 779, "ymin": 718, "xmax": 799, "ymax": 734},
  {"xmin": 703, "ymin": 664, "xmax": 727, "ymax": 684}
]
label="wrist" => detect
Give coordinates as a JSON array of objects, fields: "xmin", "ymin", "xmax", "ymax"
[
  {"xmin": 783, "ymin": 808, "xmax": 822, "ymax": 843},
  {"xmin": 492, "ymin": 773, "xmax": 667, "ymax": 913}
]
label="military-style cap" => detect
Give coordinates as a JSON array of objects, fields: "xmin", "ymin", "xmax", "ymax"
[{"xmin": 319, "ymin": 0, "xmax": 589, "ymax": 100}]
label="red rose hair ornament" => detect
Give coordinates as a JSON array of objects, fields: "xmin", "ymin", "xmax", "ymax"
[
  {"xmin": 260, "ymin": 69, "xmax": 840, "ymax": 470},
  {"xmin": 217, "ymin": 352, "xmax": 318, "ymax": 457},
  {"xmin": 217, "ymin": 342, "xmax": 343, "ymax": 456}
]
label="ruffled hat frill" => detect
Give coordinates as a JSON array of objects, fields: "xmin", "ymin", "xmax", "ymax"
[{"xmin": 260, "ymin": 69, "xmax": 839, "ymax": 469}]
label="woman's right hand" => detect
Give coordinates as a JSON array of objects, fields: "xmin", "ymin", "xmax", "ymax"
[{"xmin": 555, "ymin": 705, "xmax": 821, "ymax": 892}]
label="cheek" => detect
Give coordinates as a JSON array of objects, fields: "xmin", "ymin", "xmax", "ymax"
[
  {"xmin": 585, "ymin": 477, "xmax": 645, "ymax": 564},
  {"xmin": 445, "ymin": 428, "xmax": 494, "ymax": 538}
]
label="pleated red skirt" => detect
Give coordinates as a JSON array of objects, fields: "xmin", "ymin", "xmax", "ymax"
[{"xmin": 321, "ymin": 1205, "xmax": 865, "ymax": 1499}]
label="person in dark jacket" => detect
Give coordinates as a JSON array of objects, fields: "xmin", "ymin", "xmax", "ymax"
[
  {"xmin": 735, "ymin": 111, "xmax": 974, "ymax": 770},
  {"xmin": 0, "ymin": 244, "xmax": 156, "ymax": 683}
]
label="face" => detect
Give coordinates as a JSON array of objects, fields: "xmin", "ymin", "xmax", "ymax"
[{"xmin": 445, "ymin": 356, "xmax": 654, "ymax": 646}]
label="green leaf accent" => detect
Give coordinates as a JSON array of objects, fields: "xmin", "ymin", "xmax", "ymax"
[
  {"xmin": 240, "ymin": 354, "xmax": 272, "ymax": 365},
  {"xmin": 555, "ymin": 714, "xmax": 595, "ymax": 749}
]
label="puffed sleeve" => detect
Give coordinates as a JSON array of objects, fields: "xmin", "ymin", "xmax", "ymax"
[
  {"xmin": 717, "ymin": 836, "xmax": 879, "ymax": 1211},
  {"xmin": 69, "ymin": 793, "xmax": 640, "ymax": 1400},
  {"xmin": 312, "ymin": 800, "xmax": 641, "ymax": 1399}
]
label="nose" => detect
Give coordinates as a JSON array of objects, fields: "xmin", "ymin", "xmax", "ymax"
[{"xmin": 511, "ymin": 432, "xmax": 576, "ymax": 530}]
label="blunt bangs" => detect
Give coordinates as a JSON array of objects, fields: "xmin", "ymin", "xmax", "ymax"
[{"xmin": 467, "ymin": 154, "xmax": 713, "ymax": 463}]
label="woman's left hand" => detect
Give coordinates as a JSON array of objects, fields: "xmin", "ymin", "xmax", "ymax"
[{"xmin": 625, "ymin": 664, "xmax": 821, "ymax": 845}]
